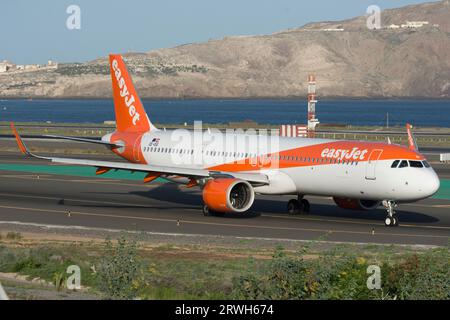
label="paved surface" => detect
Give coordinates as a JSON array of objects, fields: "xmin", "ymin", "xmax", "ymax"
[{"xmin": 0, "ymin": 151, "xmax": 449, "ymax": 246}]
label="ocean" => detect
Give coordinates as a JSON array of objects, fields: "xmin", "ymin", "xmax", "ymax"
[{"xmin": 0, "ymin": 99, "xmax": 449, "ymax": 127}]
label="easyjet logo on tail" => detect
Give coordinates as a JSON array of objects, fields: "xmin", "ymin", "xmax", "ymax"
[
  {"xmin": 321, "ymin": 147, "xmax": 368, "ymax": 161},
  {"xmin": 112, "ymin": 59, "xmax": 140, "ymax": 126}
]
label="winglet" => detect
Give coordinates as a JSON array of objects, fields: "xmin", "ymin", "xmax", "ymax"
[
  {"xmin": 406, "ymin": 123, "xmax": 419, "ymax": 151},
  {"xmin": 10, "ymin": 122, "xmax": 31, "ymax": 156}
]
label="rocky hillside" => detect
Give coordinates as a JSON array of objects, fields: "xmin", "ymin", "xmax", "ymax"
[{"xmin": 1, "ymin": 0, "xmax": 449, "ymax": 99}]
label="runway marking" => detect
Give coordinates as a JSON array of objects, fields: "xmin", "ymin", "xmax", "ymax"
[
  {"xmin": 1, "ymin": 192, "xmax": 450, "ymax": 231},
  {"xmin": 0, "ymin": 192, "xmax": 175, "ymax": 209},
  {"xmin": 261, "ymin": 214, "xmax": 450, "ymax": 231},
  {"xmin": 6, "ymin": 172, "xmax": 448, "ymax": 206},
  {"xmin": 0, "ymin": 174, "xmax": 52, "ymax": 178},
  {"xmin": 0, "ymin": 221, "xmax": 440, "ymax": 249},
  {"xmin": 0, "ymin": 204, "xmax": 448, "ymax": 240},
  {"xmin": 404, "ymin": 203, "xmax": 450, "ymax": 208},
  {"xmin": 0, "ymin": 174, "xmax": 161, "ymax": 189}
]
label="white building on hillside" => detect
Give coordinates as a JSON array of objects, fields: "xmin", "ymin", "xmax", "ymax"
[
  {"xmin": 0, "ymin": 60, "xmax": 15, "ymax": 73},
  {"xmin": 401, "ymin": 21, "xmax": 429, "ymax": 28},
  {"xmin": 387, "ymin": 24, "xmax": 400, "ymax": 29}
]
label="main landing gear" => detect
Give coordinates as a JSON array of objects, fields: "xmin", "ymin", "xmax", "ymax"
[
  {"xmin": 202, "ymin": 204, "xmax": 210, "ymax": 216},
  {"xmin": 383, "ymin": 200, "xmax": 399, "ymax": 227},
  {"xmin": 202, "ymin": 205, "xmax": 225, "ymax": 217},
  {"xmin": 287, "ymin": 196, "xmax": 310, "ymax": 215}
]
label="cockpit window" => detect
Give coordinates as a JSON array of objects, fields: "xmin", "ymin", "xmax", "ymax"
[
  {"xmin": 398, "ymin": 160, "xmax": 409, "ymax": 168},
  {"xmin": 423, "ymin": 161, "xmax": 431, "ymax": 168},
  {"xmin": 391, "ymin": 160, "xmax": 400, "ymax": 168},
  {"xmin": 409, "ymin": 160, "xmax": 424, "ymax": 168}
]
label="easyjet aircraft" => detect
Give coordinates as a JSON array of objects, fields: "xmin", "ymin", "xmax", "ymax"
[{"xmin": 11, "ymin": 54, "xmax": 440, "ymax": 227}]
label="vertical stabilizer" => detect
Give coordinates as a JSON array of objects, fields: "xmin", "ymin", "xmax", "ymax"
[{"xmin": 109, "ymin": 54, "xmax": 157, "ymax": 132}]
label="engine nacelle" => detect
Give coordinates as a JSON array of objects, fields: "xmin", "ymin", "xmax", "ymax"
[
  {"xmin": 202, "ymin": 178, "xmax": 255, "ymax": 213},
  {"xmin": 333, "ymin": 197, "xmax": 381, "ymax": 211}
]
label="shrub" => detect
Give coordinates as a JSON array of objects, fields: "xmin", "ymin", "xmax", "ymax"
[
  {"xmin": 382, "ymin": 251, "xmax": 450, "ymax": 300},
  {"xmin": 6, "ymin": 232, "xmax": 22, "ymax": 240},
  {"xmin": 231, "ymin": 246, "xmax": 450, "ymax": 300},
  {"xmin": 232, "ymin": 247, "xmax": 308, "ymax": 299},
  {"xmin": 96, "ymin": 236, "xmax": 143, "ymax": 299}
]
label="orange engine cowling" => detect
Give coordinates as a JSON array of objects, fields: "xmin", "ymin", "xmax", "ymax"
[
  {"xmin": 333, "ymin": 197, "xmax": 381, "ymax": 211},
  {"xmin": 202, "ymin": 178, "xmax": 255, "ymax": 213}
]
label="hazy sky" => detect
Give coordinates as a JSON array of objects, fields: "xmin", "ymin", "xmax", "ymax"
[{"xmin": 0, "ymin": 0, "xmax": 433, "ymax": 64}]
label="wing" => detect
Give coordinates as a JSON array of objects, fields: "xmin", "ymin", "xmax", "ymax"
[
  {"xmin": 10, "ymin": 122, "xmax": 269, "ymax": 186},
  {"xmin": 43, "ymin": 134, "xmax": 122, "ymax": 147}
]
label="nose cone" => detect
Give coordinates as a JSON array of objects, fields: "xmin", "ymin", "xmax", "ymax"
[{"xmin": 425, "ymin": 171, "xmax": 440, "ymax": 197}]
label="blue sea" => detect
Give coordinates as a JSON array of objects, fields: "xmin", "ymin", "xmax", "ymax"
[{"xmin": 0, "ymin": 99, "xmax": 449, "ymax": 127}]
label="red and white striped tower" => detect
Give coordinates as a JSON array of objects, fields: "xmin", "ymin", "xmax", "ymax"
[{"xmin": 307, "ymin": 74, "xmax": 319, "ymax": 137}]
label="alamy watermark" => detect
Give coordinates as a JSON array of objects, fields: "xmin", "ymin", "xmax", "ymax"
[
  {"xmin": 366, "ymin": 5, "xmax": 381, "ymax": 30},
  {"xmin": 150, "ymin": 121, "xmax": 281, "ymax": 168},
  {"xmin": 66, "ymin": 265, "xmax": 81, "ymax": 290},
  {"xmin": 66, "ymin": 5, "xmax": 81, "ymax": 30},
  {"xmin": 367, "ymin": 265, "xmax": 381, "ymax": 290}
]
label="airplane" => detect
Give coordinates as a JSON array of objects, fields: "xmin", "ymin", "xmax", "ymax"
[{"xmin": 10, "ymin": 54, "xmax": 440, "ymax": 227}]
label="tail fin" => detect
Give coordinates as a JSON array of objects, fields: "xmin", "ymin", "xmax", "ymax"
[
  {"xmin": 406, "ymin": 123, "xmax": 419, "ymax": 151},
  {"xmin": 109, "ymin": 54, "xmax": 157, "ymax": 133}
]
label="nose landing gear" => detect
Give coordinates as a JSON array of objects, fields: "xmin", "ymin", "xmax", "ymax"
[{"xmin": 383, "ymin": 200, "xmax": 399, "ymax": 227}]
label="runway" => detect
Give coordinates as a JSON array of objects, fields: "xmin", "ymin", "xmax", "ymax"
[{"xmin": 0, "ymin": 151, "xmax": 449, "ymax": 246}]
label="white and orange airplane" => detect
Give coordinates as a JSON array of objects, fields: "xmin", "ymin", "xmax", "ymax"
[{"xmin": 11, "ymin": 54, "xmax": 440, "ymax": 227}]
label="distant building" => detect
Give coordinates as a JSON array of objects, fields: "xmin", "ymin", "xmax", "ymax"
[
  {"xmin": 0, "ymin": 60, "xmax": 15, "ymax": 72},
  {"xmin": 47, "ymin": 60, "xmax": 58, "ymax": 69},
  {"xmin": 387, "ymin": 24, "xmax": 400, "ymax": 29},
  {"xmin": 24, "ymin": 64, "xmax": 40, "ymax": 70},
  {"xmin": 323, "ymin": 28, "xmax": 344, "ymax": 31},
  {"xmin": 401, "ymin": 21, "xmax": 429, "ymax": 28}
]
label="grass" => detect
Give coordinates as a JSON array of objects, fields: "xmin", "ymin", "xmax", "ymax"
[{"xmin": 0, "ymin": 233, "xmax": 449, "ymax": 300}]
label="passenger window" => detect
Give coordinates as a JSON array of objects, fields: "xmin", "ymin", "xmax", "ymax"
[
  {"xmin": 409, "ymin": 160, "xmax": 424, "ymax": 168},
  {"xmin": 423, "ymin": 161, "xmax": 431, "ymax": 168},
  {"xmin": 391, "ymin": 160, "xmax": 400, "ymax": 168},
  {"xmin": 398, "ymin": 160, "xmax": 408, "ymax": 168}
]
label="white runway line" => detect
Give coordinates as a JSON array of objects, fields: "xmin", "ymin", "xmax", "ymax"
[{"xmin": 0, "ymin": 220, "xmax": 441, "ymax": 249}]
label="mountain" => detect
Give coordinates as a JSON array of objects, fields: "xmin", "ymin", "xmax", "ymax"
[{"xmin": 1, "ymin": 0, "xmax": 449, "ymax": 99}]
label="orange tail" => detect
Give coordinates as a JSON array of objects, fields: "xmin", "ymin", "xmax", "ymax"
[{"xmin": 109, "ymin": 54, "xmax": 157, "ymax": 133}]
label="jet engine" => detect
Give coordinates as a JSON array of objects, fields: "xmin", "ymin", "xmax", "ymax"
[
  {"xmin": 333, "ymin": 197, "xmax": 381, "ymax": 210},
  {"xmin": 202, "ymin": 178, "xmax": 255, "ymax": 213}
]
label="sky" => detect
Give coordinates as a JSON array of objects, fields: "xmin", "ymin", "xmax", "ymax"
[{"xmin": 0, "ymin": 0, "xmax": 433, "ymax": 64}]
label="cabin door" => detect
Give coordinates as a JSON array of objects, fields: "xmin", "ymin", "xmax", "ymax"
[{"xmin": 365, "ymin": 149, "xmax": 383, "ymax": 180}]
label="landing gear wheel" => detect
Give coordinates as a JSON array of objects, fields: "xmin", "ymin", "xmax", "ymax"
[
  {"xmin": 392, "ymin": 215, "xmax": 399, "ymax": 227},
  {"xmin": 287, "ymin": 199, "xmax": 300, "ymax": 215},
  {"xmin": 384, "ymin": 216, "xmax": 393, "ymax": 227},
  {"xmin": 384, "ymin": 216, "xmax": 399, "ymax": 227},
  {"xmin": 383, "ymin": 200, "xmax": 399, "ymax": 227},
  {"xmin": 300, "ymin": 199, "xmax": 310, "ymax": 214}
]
